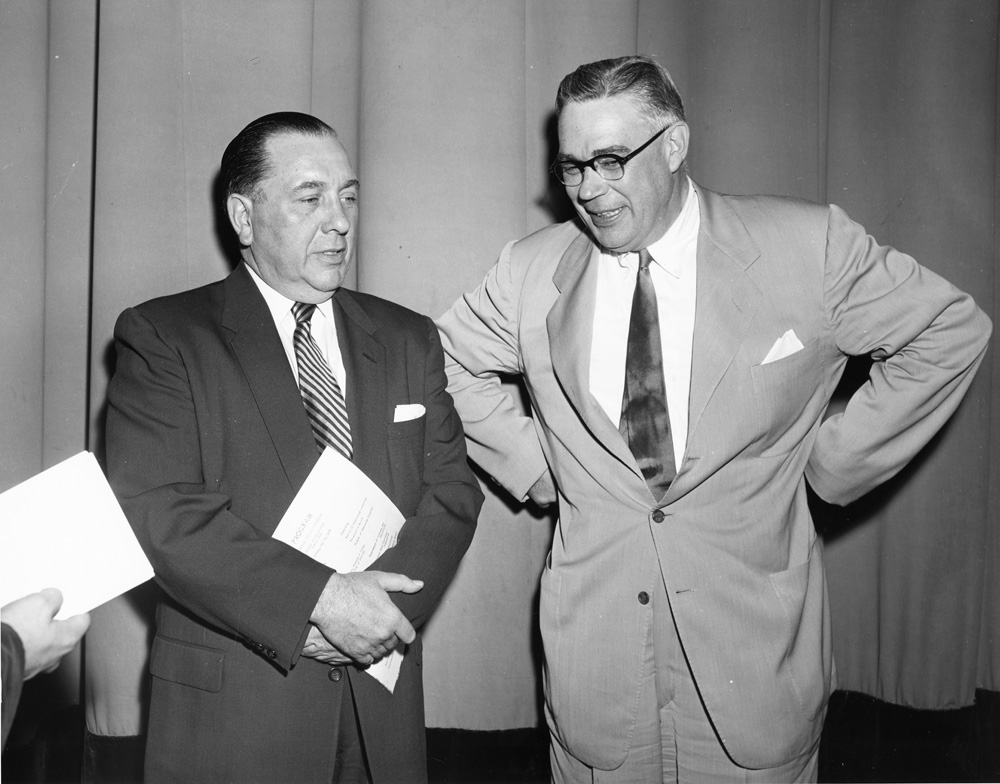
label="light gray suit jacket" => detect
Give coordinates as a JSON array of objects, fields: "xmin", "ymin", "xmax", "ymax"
[{"xmin": 437, "ymin": 186, "xmax": 990, "ymax": 770}]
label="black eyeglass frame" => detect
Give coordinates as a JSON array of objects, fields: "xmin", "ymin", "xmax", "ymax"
[{"xmin": 548, "ymin": 123, "xmax": 675, "ymax": 186}]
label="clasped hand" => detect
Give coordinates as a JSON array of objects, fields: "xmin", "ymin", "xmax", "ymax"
[{"xmin": 304, "ymin": 571, "xmax": 422, "ymax": 666}]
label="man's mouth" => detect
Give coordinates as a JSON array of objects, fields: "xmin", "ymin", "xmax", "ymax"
[{"xmin": 587, "ymin": 206, "xmax": 626, "ymax": 226}]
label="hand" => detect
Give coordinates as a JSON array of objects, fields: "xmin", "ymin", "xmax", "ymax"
[
  {"xmin": 527, "ymin": 470, "xmax": 557, "ymax": 507},
  {"xmin": 1, "ymin": 588, "xmax": 91, "ymax": 680},
  {"xmin": 309, "ymin": 571, "xmax": 422, "ymax": 666},
  {"xmin": 301, "ymin": 625, "xmax": 354, "ymax": 665}
]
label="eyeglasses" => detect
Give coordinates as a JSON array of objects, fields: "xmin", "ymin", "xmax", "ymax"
[{"xmin": 549, "ymin": 124, "xmax": 673, "ymax": 186}]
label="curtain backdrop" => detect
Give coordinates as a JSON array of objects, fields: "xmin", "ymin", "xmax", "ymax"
[{"xmin": 1, "ymin": 0, "xmax": 996, "ymax": 740}]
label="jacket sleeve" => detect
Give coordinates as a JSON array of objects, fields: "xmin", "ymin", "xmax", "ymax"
[
  {"xmin": 106, "ymin": 307, "xmax": 333, "ymax": 671},
  {"xmin": 435, "ymin": 241, "xmax": 550, "ymax": 501},
  {"xmin": 806, "ymin": 205, "xmax": 992, "ymax": 504},
  {"xmin": 2, "ymin": 623, "xmax": 25, "ymax": 747},
  {"xmin": 365, "ymin": 317, "xmax": 483, "ymax": 629}
]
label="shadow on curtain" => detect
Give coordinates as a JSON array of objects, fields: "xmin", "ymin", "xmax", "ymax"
[{"xmin": 1, "ymin": 0, "xmax": 996, "ymax": 778}]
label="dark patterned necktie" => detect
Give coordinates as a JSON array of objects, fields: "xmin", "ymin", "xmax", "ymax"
[
  {"xmin": 291, "ymin": 302, "xmax": 352, "ymax": 459},
  {"xmin": 619, "ymin": 249, "xmax": 676, "ymax": 500}
]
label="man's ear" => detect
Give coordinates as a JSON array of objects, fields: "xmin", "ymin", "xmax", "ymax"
[
  {"xmin": 664, "ymin": 122, "xmax": 690, "ymax": 174},
  {"xmin": 226, "ymin": 193, "xmax": 254, "ymax": 246}
]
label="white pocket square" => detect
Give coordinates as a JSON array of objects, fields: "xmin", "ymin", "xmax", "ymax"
[
  {"xmin": 393, "ymin": 403, "xmax": 425, "ymax": 423},
  {"xmin": 762, "ymin": 329, "xmax": 805, "ymax": 365}
]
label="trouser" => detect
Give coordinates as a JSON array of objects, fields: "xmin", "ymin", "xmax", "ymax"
[{"xmin": 548, "ymin": 575, "xmax": 819, "ymax": 784}]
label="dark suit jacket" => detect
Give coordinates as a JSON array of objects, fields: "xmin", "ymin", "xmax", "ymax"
[
  {"xmin": 106, "ymin": 263, "xmax": 482, "ymax": 783},
  {"xmin": 2, "ymin": 623, "xmax": 25, "ymax": 747}
]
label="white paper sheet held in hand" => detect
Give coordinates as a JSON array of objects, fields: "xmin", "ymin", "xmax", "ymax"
[
  {"xmin": 0, "ymin": 451, "xmax": 154, "ymax": 619},
  {"xmin": 273, "ymin": 447, "xmax": 407, "ymax": 692}
]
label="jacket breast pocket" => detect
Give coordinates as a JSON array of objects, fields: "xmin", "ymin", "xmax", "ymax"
[
  {"xmin": 149, "ymin": 634, "xmax": 224, "ymax": 693},
  {"xmin": 750, "ymin": 341, "xmax": 821, "ymax": 457}
]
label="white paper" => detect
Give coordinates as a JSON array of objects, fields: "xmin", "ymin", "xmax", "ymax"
[
  {"xmin": 273, "ymin": 447, "xmax": 407, "ymax": 692},
  {"xmin": 0, "ymin": 451, "xmax": 154, "ymax": 619}
]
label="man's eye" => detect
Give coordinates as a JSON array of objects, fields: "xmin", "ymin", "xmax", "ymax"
[
  {"xmin": 301, "ymin": 196, "xmax": 319, "ymax": 204},
  {"xmin": 342, "ymin": 194, "xmax": 358, "ymax": 205},
  {"xmin": 595, "ymin": 157, "xmax": 623, "ymax": 174}
]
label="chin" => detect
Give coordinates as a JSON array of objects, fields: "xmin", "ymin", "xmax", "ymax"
[{"xmin": 585, "ymin": 225, "xmax": 632, "ymax": 255}]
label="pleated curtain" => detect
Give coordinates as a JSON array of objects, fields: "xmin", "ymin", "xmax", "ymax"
[{"xmin": 1, "ymin": 0, "xmax": 996, "ymax": 740}]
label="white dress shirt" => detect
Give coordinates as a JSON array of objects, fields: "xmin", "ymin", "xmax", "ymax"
[
  {"xmin": 589, "ymin": 180, "xmax": 699, "ymax": 462},
  {"xmin": 245, "ymin": 265, "xmax": 348, "ymax": 399}
]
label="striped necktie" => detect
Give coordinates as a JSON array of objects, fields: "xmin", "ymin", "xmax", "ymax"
[
  {"xmin": 619, "ymin": 248, "xmax": 676, "ymax": 501},
  {"xmin": 291, "ymin": 302, "xmax": 352, "ymax": 459}
]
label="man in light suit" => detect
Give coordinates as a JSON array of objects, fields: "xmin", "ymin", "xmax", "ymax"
[
  {"xmin": 106, "ymin": 112, "xmax": 483, "ymax": 783},
  {"xmin": 436, "ymin": 56, "xmax": 991, "ymax": 782}
]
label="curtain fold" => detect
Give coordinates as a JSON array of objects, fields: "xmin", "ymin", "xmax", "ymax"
[
  {"xmin": 1, "ymin": 0, "xmax": 996, "ymax": 742},
  {"xmin": 820, "ymin": 0, "xmax": 998, "ymax": 704}
]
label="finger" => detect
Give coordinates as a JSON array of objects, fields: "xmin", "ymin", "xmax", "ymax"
[
  {"xmin": 38, "ymin": 588, "xmax": 65, "ymax": 618},
  {"xmin": 394, "ymin": 616, "xmax": 417, "ymax": 645},
  {"xmin": 372, "ymin": 572, "xmax": 424, "ymax": 595},
  {"xmin": 62, "ymin": 613, "xmax": 92, "ymax": 637}
]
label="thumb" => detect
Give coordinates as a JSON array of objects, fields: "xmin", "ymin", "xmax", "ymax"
[
  {"xmin": 38, "ymin": 588, "xmax": 65, "ymax": 618},
  {"xmin": 373, "ymin": 571, "xmax": 424, "ymax": 595}
]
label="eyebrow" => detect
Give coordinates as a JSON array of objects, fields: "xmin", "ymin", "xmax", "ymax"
[
  {"xmin": 555, "ymin": 145, "xmax": 630, "ymax": 163},
  {"xmin": 291, "ymin": 178, "xmax": 360, "ymax": 193}
]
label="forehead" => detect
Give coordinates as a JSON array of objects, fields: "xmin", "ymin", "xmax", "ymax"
[
  {"xmin": 557, "ymin": 95, "xmax": 650, "ymax": 157},
  {"xmin": 263, "ymin": 132, "xmax": 356, "ymax": 189}
]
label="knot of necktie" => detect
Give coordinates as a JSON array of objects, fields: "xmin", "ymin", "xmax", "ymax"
[{"xmin": 292, "ymin": 301, "xmax": 316, "ymax": 326}]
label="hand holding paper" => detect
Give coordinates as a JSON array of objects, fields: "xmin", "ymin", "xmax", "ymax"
[
  {"xmin": 273, "ymin": 447, "xmax": 417, "ymax": 691},
  {"xmin": 309, "ymin": 571, "xmax": 421, "ymax": 665},
  {"xmin": 1, "ymin": 588, "xmax": 91, "ymax": 680}
]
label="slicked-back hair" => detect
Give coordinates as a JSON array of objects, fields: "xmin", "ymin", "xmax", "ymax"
[
  {"xmin": 555, "ymin": 55, "xmax": 686, "ymax": 127},
  {"xmin": 221, "ymin": 112, "xmax": 337, "ymax": 205}
]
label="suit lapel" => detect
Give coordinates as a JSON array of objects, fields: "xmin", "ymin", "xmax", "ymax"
[
  {"xmin": 685, "ymin": 189, "xmax": 762, "ymax": 455},
  {"xmin": 332, "ymin": 288, "xmax": 387, "ymax": 479},
  {"xmin": 548, "ymin": 231, "xmax": 638, "ymax": 474},
  {"xmin": 223, "ymin": 265, "xmax": 318, "ymax": 495}
]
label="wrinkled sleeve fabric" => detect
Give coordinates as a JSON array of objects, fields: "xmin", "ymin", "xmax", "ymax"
[
  {"xmin": 806, "ymin": 205, "xmax": 992, "ymax": 505},
  {"xmin": 436, "ymin": 241, "xmax": 549, "ymax": 501}
]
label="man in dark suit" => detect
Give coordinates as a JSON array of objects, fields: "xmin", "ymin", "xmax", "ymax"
[
  {"xmin": 437, "ymin": 56, "xmax": 990, "ymax": 782},
  {"xmin": 106, "ymin": 112, "xmax": 482, "ymax": 783}
]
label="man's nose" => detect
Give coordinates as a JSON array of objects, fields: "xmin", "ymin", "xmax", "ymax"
[
  {"xmin": 322, "ymin": 202, "xmax": 350, "ymax": 234},
  {"xmin": 575, "ymin": 165, "xmax": 608, "ymax": 201}
]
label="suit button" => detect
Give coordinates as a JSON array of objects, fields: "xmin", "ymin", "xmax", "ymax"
[
  {"xmin": 328, "ymin": 667, "xmax": 343, "ymax": 682},
  {"xmin": 651, "ymin": 510, "xmax": 665, "ymax": 523},
  {"xmin": 637, "ymin": 591, "xmax": 650, "ymax": 605}
]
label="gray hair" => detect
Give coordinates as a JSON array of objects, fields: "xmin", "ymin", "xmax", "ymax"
[{"xmin": 555, "ymin": 55, "xmax": 685, "ymax": 127}]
